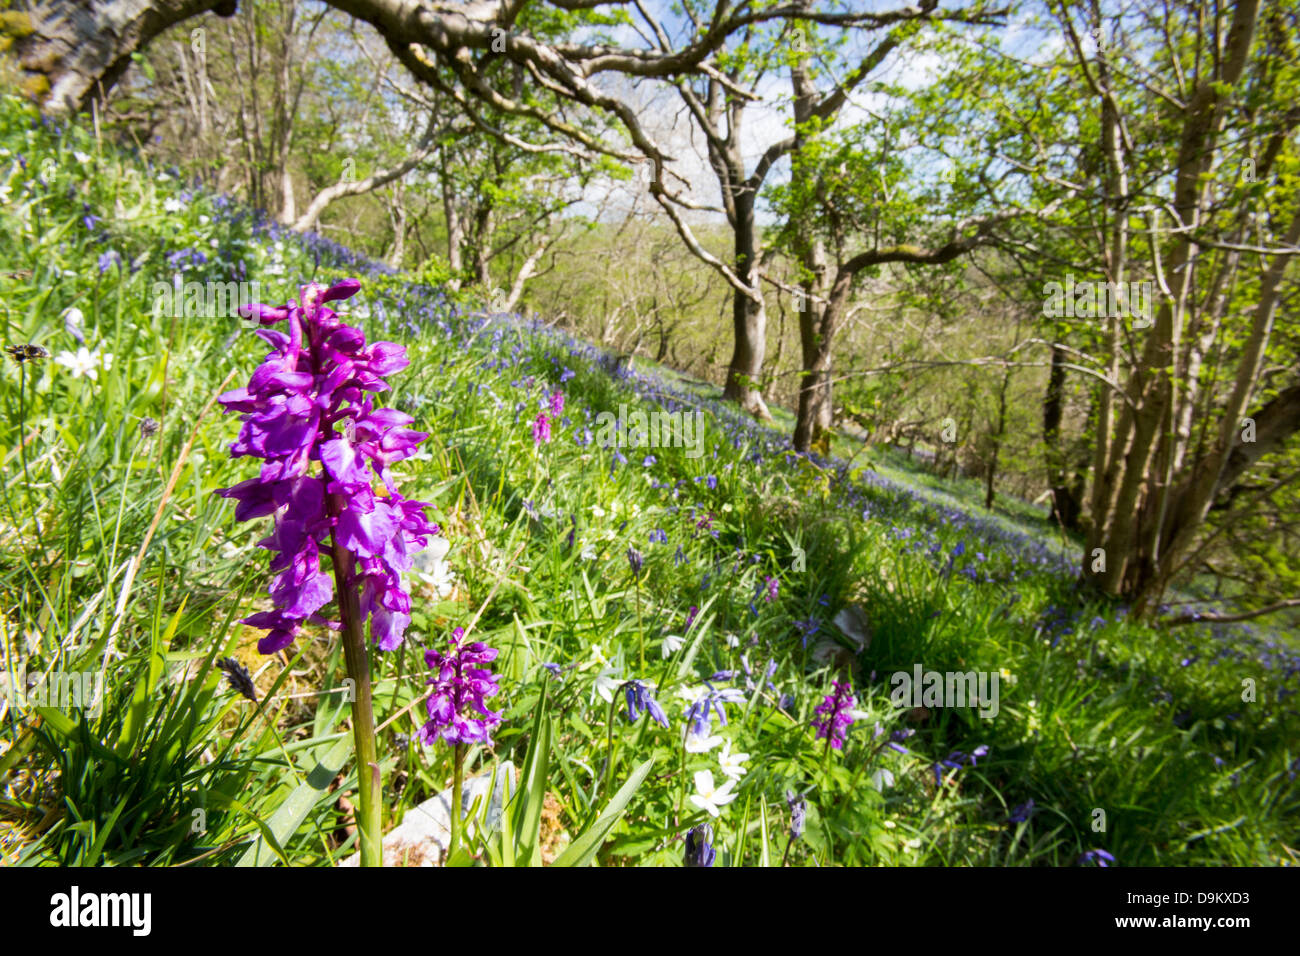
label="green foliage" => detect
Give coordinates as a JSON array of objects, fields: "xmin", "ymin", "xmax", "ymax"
[{"xmin": 0, "ymin": 68, "xmax": 1295, "ymax": 872}]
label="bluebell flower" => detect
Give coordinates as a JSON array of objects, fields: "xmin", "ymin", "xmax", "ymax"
[
  {"xmin": 1077, "ymin": 849, "xmax": 1115, "ymax": 867},
  {"xmin": 793, "ymin": 617, "xmax": 820, "ymax": 646},
  {"xmin": 786, "ymin": 791, "xmax": 806, "ymax": 840},
  {"xmin": 684, "ymin": 685, "xmax": 745, "ymax": 735},
  {"xmin": 886, "ymin": 728, "xmax": 914, "ymax": 754},
  {"xmin": 625, "ymin": 680, "xmax": 670, "ymax": 729},
  {"xmin": 1007, "ymin": 799, "xmax": 1035, "ymax": 824},
  {"xmin": 684, "ymin": 824, "xmax": 715, "ymax": 867}
]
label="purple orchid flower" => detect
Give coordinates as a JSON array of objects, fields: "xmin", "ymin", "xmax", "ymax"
[
  {"xmin": 216, "ymin": 277, "xmax": 438, "ymax": 654},
  {"xmin": 420, "ymin": 626, "xmax": 503, "ymax": 747},
  {"xmin": 813, "ymin": 680, "xmax": 857, "ymax": 749}
]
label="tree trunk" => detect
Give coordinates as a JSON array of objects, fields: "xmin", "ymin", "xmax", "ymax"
[
  {"xmin": 1081, "ymin": 0, "xmax": 1263, "ymax": 609},
  {"xmin": 721, "ymin": 196, "xmax": 771, "ymax": 419},
  {"xmin": 985, "ymin": 368, "xmax": 1010, "ymax": 511},
  {"xmin": 793, "ymin": 282, "xmax": 841, "ymax": 454},
  {"xmin": 789, "ymin": 39, "xmax": 829, "ymax": 453},
  {"xmin": 1043, "ymin": 340, "xmax": 1082, "ymax": 530},
  {"xmin": 441, "ymin": 149, "xmax": 463, "ymax": 289},
  {"xmin": 12, "ymin": 0, "xmax": 234, "ymax": 112}
]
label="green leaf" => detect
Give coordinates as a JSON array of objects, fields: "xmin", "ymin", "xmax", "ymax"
[
  {"xmin": 551, "ymin": 756, "xmax": 655, "ymax": 867},
  {"xmin": 228, "ymin": 797, "xmax": 292, "ymax": 867},
  {"xmin": 235, "ymin": 733, "xmax": 353, "ymax": 867},
  {"xmin": 509, "ymin": 687, "xmax": 552, "ymax": 866},
  {"xmin": 117, "ymin": 596, "xmax": 185, "ymax": 756}
]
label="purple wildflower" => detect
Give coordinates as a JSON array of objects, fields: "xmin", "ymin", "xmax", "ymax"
[
  {"xmin": 889, "ymin": 728, "xmax": 920, "ymax": 749},
  {"xmin": 1077, "ymin": 848, "xmax": 1115, "ymax": 867},
  {"xmin": 548, "ymin": 389, "xmax": 565, "ymax": 416},
  {"xmin": 533, "ymin": 412, "xmax": 552, "ymax": 444},
  {"xmin": 793, "ymin": 617, "xmax": 820, "ymax": 646},
  {"xmin": 216, "ymin": 278, "xmax": 437, "ymax": 654},
  {"xmin": 933, "ymin": 745, "xmax": 992, "ymax": 785},
  {"xmin": 684, "ymin": 685, "xmax": 746, "ymax": 736},
  {"xmin": 1007, "ymin": 799, "xmax": 1035, "ymax": 824},
  {"xmin": 420, "ymin": 627, "xmax": 503, "ymax": 747},
  {"xmin": 685, "ymin": 605, "xmax": 699, "ymax": 630},
  {"xmin": 684, "ymin": 824, "xmax": 715, "ymax": 867},
  {"xmin": 624, "ymin": 679, "xmax": 670, "ymax": 729},
  {"xmin": 627, "ymin": 546, "xmax": 644, "ymax": 578},
  {"xmin": 813, "ymin": 680, "xmax": 856, "ymax": 749},
  {"xmin": 786, "ymin": 790, "xmax": 806, "ymax": 840},
  {"xmin": 763, "ymin": 575, "xmax": 779, "ymax": 602}
]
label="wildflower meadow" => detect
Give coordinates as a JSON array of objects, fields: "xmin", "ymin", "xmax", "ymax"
[
  {"xmin": 0, "ymin": 4, "xmax": 1296, "ymax": 932},
  {"xmin": 1, "ymin": 91, "xmax": 1295, "ymax": 880}
]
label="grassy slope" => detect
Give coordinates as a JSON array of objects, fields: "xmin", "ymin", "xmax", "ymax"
[{"xmin": 0, "ymin": 96, "xmax": 1296, "ymax": 866}]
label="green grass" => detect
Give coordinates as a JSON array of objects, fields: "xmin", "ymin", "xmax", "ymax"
[{"xmin": 0, "ymin": 94, "xmax": 1295, "ymax": 867}]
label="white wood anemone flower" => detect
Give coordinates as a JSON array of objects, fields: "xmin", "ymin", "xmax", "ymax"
[
  {"xmin": 593, "ymin": 668, "xmax": 623, "ymax": 704},
  {"xmin": 717, "ymin": 740, "xmax": 751, "ymax": 779},
  {"xmin": 54, "ymin": 346, "xmax": 111, "ymax": 381},
  {"xmin": 411, "ymin": 536, "xmax": 456, "ymax": 598},
  {"xmin": 689, "ymin": 770, "xmax": 738, "ymax": 817},
  {"xmin": 684, "ymin": 730, "xmax": 723, "ymax": 754}
]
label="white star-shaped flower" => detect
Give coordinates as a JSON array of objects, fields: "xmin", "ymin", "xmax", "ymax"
[
  {"xmin": 717, "ymin": 740, "xmax": 750, "ymax": 779},
  {"xmin": 689, "ymin": 770, "xmax": 737, "ymax": 817},
  {"xmin": 54, "ymin": 346, "xmax": 110, "ymax": 381},
  {"xmin": 411, "ymin": 537, "xmax": 455, "ymax": 598},
  {"xmin": 684, "ymin": 731, "xmax": 722, "ymax": 753},
  {"xmin": 594, "ymin": 669, "xmax": 622, "ymax": 704}
]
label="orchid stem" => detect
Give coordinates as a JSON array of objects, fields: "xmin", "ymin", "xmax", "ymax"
[
  {"xmin": 329, "ymin": 498, "xmax": 382, "ymax": 868},
  {"xmin": 450, "ymin": 743, "xmax": 466, "ymax": 862}
]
